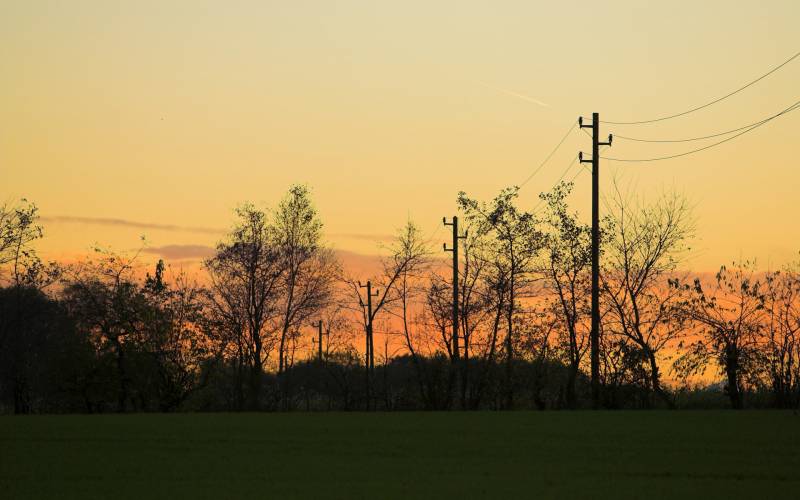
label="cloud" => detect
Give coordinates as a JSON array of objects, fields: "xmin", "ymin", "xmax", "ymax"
[
  {"xmin": 41, "ymin": 215, "xmax": 393, "ymax": 242},
  {"xmin": 327, "ymin": 232, "xmax": 395, "ymax": 242},
  {"xmin": 140, "ymin": 245, "xmax": 386, "ymax": 273},
  {"xmin": 142, "ymin": 244, "xmax": 217, "ymax": 260},
  {"xmin": 40, "ymin": 215, "xmax": 223, "ymax": 235}
]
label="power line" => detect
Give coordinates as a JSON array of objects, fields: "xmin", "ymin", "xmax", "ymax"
[
  {"xmin": 546, "ymin": 155, "xmax": 580, "ymax": 193},
  {"xmin": 601, "ymin": 50, "xmax": 800, "ymax": 125},
  {"xmin": 531, "ymin": 144, "xmax": 608, "ymax": 215},
  {"xmin": 530, "ymin": 155, "xmax": 580, "ymax": 213},
  {"xmin": 614, "ymin": 98, "xmax": 800, "ymax": 143},
  {"xmin": 427, "ymin": 221, "xmax": 445, "ymax": 246},
  {"xmin": 529, "ymin": 165, "xmax": 588, "ymax": 216},
  {"xmin": 560, "ymin": 162, "xmax": 588, "ymax": 189},
  {"xmin": 519, "ymin": 120, "xmax": 578, "ymax": 187},
  {"xmin": 601, "ymin": 100, "xmax": 800, "ymax": 162}
]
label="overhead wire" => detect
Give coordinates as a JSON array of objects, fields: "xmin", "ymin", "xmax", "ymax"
[
  {"xmin": 531, "ymin": 145, "xmax": 607, "ymax": 216},
  {"xmin": 600, "ymin": 50, "xmax": 800, "ymax": 125},
  {"xmin": 614, "ymin": 98, "xmax": 800, "ymax": 143},
  {"xmin": 518, "ymin": 119, "xmax": 578, "ymax": 188},
  {"xmin": 530, "ymin": 155, "xmax": 580, "ymax": 214},
  {"xmin": 446, "ymin": 118, "xmax": 577, "ymax": 248},
  {"xmin": 601, "ymin": 100, "xmax": 800, "ymax": 163}
]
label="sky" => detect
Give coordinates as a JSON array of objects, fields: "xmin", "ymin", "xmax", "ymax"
[{"xmin": 2, "ymin": 1, "xmax": 799, "ymax": 270}]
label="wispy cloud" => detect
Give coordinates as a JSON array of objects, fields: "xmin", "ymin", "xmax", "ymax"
[
  {"xmin": 477, "ymin": 81, "xmax": 550, "ymax": 108},
  {"xmin": 40, "ymin": 216, "xmax": 223, "ymax": 235},
  {"xmin": 140, "ymin": 245, "xmax": 389, "ymax": 269},
  {"xmin": 328, "ymin": 232, "xmax": 394, "ymax": 242},
  {"xmin": 41, "ymin": 215, "xmax": 393, "ymax": 242},
  {"xmin": 142, "ymin": 244, "xmax": 217, "ymax": 260}
]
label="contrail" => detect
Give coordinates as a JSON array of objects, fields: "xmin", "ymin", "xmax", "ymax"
[{"xmin": 477, "ymin": 81, "xmax": 550, "ymax": 108}]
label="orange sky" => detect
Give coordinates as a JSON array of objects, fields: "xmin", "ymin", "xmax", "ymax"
[{"xmin": 2, "ymin": 1, "xmax": 799, "ymax": 272}]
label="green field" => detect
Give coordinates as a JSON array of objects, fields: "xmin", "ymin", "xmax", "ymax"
[{"xmin": 1, "ymin": 411, "xmax": 799, "ymax": 499}]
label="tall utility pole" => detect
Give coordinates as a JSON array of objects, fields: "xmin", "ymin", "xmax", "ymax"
[
  {"xmin": 579, "ymin": 112, "xmax": 612, "ymax": 409},
  {"xmin": 443, "ymin": 216, "xmax": 467, "ymax": 360},
  {"xmin": 312, "ymin": 320, "xmax": 324, "ymax": 363},
  {"xmin": 359, "ymin": 280, "xmax": 378, "ymax": 409}
]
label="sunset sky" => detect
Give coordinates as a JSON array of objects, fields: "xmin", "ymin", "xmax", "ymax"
[{"xmin": 2, "ymin": 1, "xmax": 799, "ymax": 270}]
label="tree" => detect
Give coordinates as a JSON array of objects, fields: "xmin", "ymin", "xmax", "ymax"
[
  {"xmin": 602, "ymin": 186, "xmax": 693, "ymax": 408},
  {"xmin": 673, "ymin": 262, "xmax": 766, "ymax": 409},
  {"xmin": 0, "ymin": 286, "xmax": 84, "ymax": 413},
  {"xmin": 271, "ymin": 186, "xmax": 338, "ymax": 408},
  {"xmin": 0, "ymin": 199, "xmax": 62, "ymax": 407},
  {"xmin": 205, "ymin": 204, "xmax": 283, "ymax": 410},
  {"xmin": 763, "ymin": 263, "xmax": 800, "ymax": 408},
  {"xmin": 0, "ymin": 199, "xmax": 42, "ymax": 284},
  {"xmin": 139, "ymin": 261, "xmax": 217, "ymax": 411},
  {"xmin": 539, "ymin": 182, "xmax": 592, "ymax": 408},
  {"xmin": 61, "ymin": 249, "xmax": 150, "ymax": 412},
  {"xmin": 344, "ymin": 219, "xmax": 429, "ymax": 409},
  {"xmin": 381, "ymin": 221, "xmax": 446, "ymax": 409},
  {"xmin": 458, "ymin": 187, "xmax": 545, "ymax": 408}
]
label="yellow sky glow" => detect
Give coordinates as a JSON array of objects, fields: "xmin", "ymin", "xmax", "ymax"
[{"xmin": 2, "ymin": 1, "xmax": 799, "ymax": 270}]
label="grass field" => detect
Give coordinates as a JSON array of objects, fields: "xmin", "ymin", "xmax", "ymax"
[{"xmin": 1, "ymin": 411, "xmax": 799, "ymax": 499}]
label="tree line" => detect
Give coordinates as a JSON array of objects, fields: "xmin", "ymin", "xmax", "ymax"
[{"xmin": 1, "ymin": 184, "xmax": 798, "ymax": 413}]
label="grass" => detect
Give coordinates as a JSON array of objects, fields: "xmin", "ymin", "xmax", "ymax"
[{"xmin": 1, "ymin": 411, "xmax": 799, "ymax": 499}]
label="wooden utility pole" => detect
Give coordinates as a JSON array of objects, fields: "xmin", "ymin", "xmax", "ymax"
[
  {"xmin": 312, "ymin": 320, "xmax": 324, "ymax": 363},
  {"xmin": 579, "ymin": 112, "xmax": 612, "ymax": 409},
  {"xmin": 359, "ymin": 280, "xmax": 378, "ymax": 409},
  {"xmin": 443, "ymin": 216, "xmax": 466, "ymax": 360},
  {"xmin": 325, "ymin": 324, "xmax": 330, "ymax": 359}
]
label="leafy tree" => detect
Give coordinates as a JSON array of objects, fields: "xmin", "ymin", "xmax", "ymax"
[
  {"xmin": 458, "ymin": 187, "xmax": 545, "ymax": 408},
  {"xmin": 763, "ymin": 263, "xmax": 800, "ymax": 408},
  {"xmin": 673, "ymin": 262, "xmax": 766, "ymax": 409},
  {"xmin": 539, "ymin": 182, "xmax": 593, "ymax": 408},
  {"xmin": 205, "ymin": 204, "xmax": 283, "ymax": 410},
  {"xmin": 0, "ymin": 286, "xmax": 85, "ymax": 413},
  {"xmin": 139, "ymin": 261, "xmax": 217, "ymax": 411},
  {"xmin": 61, "ymin": 250, "xmax": 150, "ymax": 411}
]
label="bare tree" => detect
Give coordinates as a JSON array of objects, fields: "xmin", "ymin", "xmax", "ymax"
[
  {"xmin": 424, "ymin": 219, "xmax": 521, "ymax": 409},
  {"xmin": 0, "ymin": 200, "xmax": 41, "ymax": 273},
  {"xmin": 343, "ymin": 219, "xmax": 429, "ymax": 409},
  {"xmin": 0, "ymin": 199, "xmax": 59, "ymax": 289},
  {"xmin": 602, "ymin": 185, "xmax": 693, "ymax": 408}
]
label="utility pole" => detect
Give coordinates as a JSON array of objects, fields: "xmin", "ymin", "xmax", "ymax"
[
  {"xmin": 443, "ymin": 216, "xmax": 467, "ymax": 361},
  {"xmin": 312, "ymin": 320, "xmax": 324, "ymax": 363},
  {"xmin": 579, "ymin": 112, "xmax": 612, "ymax": 409},
  {"xmin": 359, "ymin": 280, "xmax": 378, "ymax": 410},
  {"xmin": 325, "ymin": 324, "xmax": 331, "ymax": 359}
]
